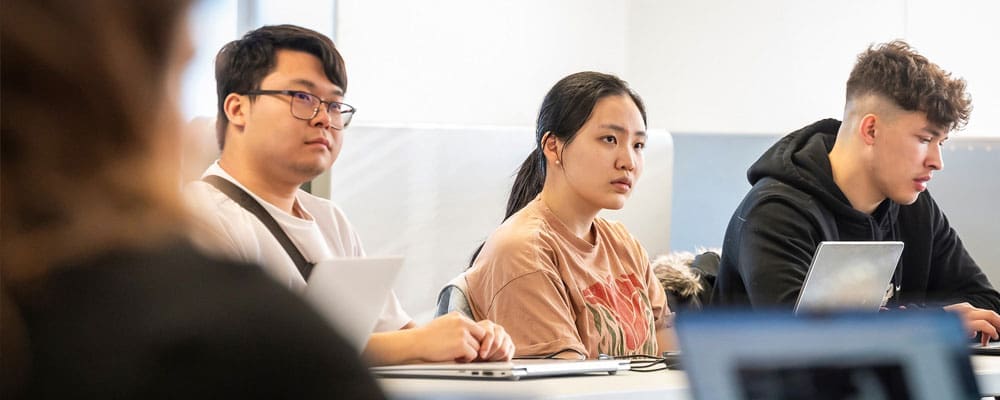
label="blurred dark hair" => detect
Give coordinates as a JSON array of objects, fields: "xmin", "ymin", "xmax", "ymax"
[
  {"xmin": 469, "ymin": 71, "xmax": 646, "ymax": 267},
  {"xmin": 2, "ymin": 0, "xmax": 193, "ymax": 282},
  {"xmin": 847, "ymin": 40, "xmax": 971, "ymax": 131},
  {"xmin": 214, "ymin": 24, "xmax": 347, "ymax": 149}
]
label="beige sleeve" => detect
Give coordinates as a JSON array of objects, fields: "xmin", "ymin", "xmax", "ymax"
[{"xmin": 486, "ymin": 270, "xmax": 588, "ymax": 358}]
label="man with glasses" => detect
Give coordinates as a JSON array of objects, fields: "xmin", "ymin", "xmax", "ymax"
[{"xmin": 186, "ymin": 24, "xmax": 514, "ymax": 366}]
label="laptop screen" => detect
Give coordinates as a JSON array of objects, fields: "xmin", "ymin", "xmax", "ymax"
[
  {"xmin": 303, "ymin": 257, "xmax": 404, "ymax": 352},
  {"xmin": 676, "ymin": 311, "xmax": 978, "ymax": 400},
  {"xmin": 795, "ymin": 241, "xmax": 904, "ymax": 314}
]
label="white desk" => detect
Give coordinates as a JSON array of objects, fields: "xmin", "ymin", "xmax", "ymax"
[
  {"xmin": 973, "ymin": 355, "xmax": 1000, "ymax": 395},
  {"xmin": 377, "ymin": 356, "xmax": 1000, "ymax": 399}
]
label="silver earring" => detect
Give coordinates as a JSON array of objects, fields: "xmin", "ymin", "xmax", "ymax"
[{"xmin": 555, "ymin": 160, "xmax": 561, "ymax": 165}]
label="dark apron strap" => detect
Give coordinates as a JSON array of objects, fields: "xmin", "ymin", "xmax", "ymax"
[{"xmin": 202, "ymin": 175, "xmax": 314, "ymax": 280}]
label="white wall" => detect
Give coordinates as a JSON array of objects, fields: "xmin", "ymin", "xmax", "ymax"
[
  {"xmin": 336, "ymin": 0, "xmax": 629, "ymax": 127},
  {"xmin": 629, "ymin": 0, "xmax": 1000, "ymax": 136},
  {"xmin": 627, "ymin": 0, "xmax": 905, "ymax": 135},
  {"xmin": 333, "ymin": 0, "xmax": 999, "ymax": 136},
  {"xmin": 905, "ymin": 0, "xmax": 1000, "ymax": 137},
  {"xmin": 253, "ymin": 0, "xmax": 334, "ymax": 34}
]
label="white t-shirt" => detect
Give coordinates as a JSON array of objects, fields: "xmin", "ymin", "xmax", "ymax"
[{"xmin": 185, "ymin": 162, "xmax": 411, "ymax": 332}]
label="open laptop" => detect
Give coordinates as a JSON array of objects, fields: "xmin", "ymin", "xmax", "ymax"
[
  {"xmin": 370, "ymin": 358, "xmax": 630, "ymax": 381},
  {"xmin": 970, "ymin": 341, "xmax": 1000, "ymax": 355},
  {"xmin": 794, "ymin": 241, "xmax": 905, "ymax": 314},
  {"xmin": 303, "ymin": 256, "xmax": 404, "ymax": 352},
  {"xmin": 676, "ymin": 310, "xmax": 979, "ymax": 399}
]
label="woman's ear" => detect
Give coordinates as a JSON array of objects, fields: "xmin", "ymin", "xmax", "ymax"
[{"xmin": 541, "ymin": 131, "xmax": 561, "ymax": 165}]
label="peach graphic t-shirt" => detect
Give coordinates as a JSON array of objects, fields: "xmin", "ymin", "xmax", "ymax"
[{"xmin": 466, "ymin": 197, "xmax": 669, "ymax": 358}]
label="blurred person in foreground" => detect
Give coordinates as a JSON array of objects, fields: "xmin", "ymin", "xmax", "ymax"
[{"xmin": 1, "ymin": 1, "xmax": 385, "ymax": 398}]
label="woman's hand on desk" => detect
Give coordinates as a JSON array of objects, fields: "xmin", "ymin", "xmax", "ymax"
[{"xmin": 944, "ymin": 302, "xmax": 1000, "ymax": 346}]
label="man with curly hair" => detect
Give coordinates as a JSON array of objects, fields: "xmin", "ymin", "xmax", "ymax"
[{"xmin": 713, "ymin": 40, "xmax": 1000, "ymax": 343}]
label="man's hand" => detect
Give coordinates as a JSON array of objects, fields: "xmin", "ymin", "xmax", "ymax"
[
  {"xmin": 944, "ymin": 302, "xmax": 1000, "ymax": 346},
  {"xmin": 473, "ymin": 319, "xmax": 515, "ymax": 361},
  {"xmin": 411, "ymin": 312, "xmax": 515, "ymax": 363}
]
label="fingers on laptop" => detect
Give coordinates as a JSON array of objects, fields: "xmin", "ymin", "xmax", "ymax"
[
  {"xmin": 944, "ymin": 302, "xmax": 1000, "ymax": 344},
  {"xmin": 460, "ymin": 329, "xmax": 481, "ymax": 363},
  {"xmin": 475, "ymin": 320, "xmax": 514, "ymax": 361},
  {"xmin": 429, "ymin": 312, "xmax": 515, "ymax": 362},
  {"xmin": 970, "ymin": 320, "xmax": 999, "ymax": 346},
  {"xmin": 457, "ymin": 314, "xmax": 485, "ymax": 362},
  {"xmin": 445, "ymin": 324, "xmax": 479, "ymax": 363},
  {"xmin": 476, "ymin": 320, "xmax": 497, "ymax": 360},
  {"xmin": 420, "ymin": 312, "xmax": 481, "ymax": 362},
  {"xmin": 490, "ymin": 325, "xmax": 515, "ymax": 361}
]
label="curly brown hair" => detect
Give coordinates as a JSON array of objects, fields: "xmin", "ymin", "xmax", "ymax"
[{"xmin": 846, "ymin": 40, "xmax": 972, "ymax": 131}]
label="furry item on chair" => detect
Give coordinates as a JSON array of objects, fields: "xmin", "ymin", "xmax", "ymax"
[
  {"xmin": 653, "ymin": 252, "xmax": 701, "ymax": 298},
  {"xmin": 652, "ymin": 248, "xmax": 721, "ymax": 299}
]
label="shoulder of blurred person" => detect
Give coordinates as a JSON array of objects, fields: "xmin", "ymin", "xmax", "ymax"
[{"xmin": 10, "ymin": 239, "xmax": 386, "ymax": 399}]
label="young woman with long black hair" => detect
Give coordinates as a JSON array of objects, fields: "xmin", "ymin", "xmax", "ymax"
[{"xmin": 465, "ymin": 72, "xmax": 674, "ymax": 359}]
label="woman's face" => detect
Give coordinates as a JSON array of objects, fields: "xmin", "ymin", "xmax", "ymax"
[{"xmin": 551, "ymin": 94, "xmax": 646, "ymax": 213}]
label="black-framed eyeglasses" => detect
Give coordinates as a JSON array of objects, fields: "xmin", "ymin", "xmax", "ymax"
[{"xmin": 242, "ymin": 90, "xmax": 355, "ymax": 128}]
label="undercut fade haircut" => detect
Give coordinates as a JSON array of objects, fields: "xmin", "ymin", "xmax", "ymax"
[
  {"xmin": 846, "ymin": 40, "xmax": 971, "ymax": 131},
  {"xmin": 214, "ymin": 24, "xmax": 346, "ymax": 149}
]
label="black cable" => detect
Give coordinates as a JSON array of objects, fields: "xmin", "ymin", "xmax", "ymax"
[
  {"xmin": 512, "ymin": 348, "xmax": 587, "ymax": 360},
  {"xmin": 515, "ymin": 351, "xmax": 681, "ymax": 371},
  {"xmin": 611, "ymin": 354, "xmax": 681, "ymax": 372}
]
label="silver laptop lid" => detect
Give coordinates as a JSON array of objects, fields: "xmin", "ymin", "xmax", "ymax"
[
  {"xmin": 795, "ymin": 241, "xmax": 904, "ymax": 314},
  {"xmin": 370, "ymin": 359, "xmax": 629, "ymax": 381}
]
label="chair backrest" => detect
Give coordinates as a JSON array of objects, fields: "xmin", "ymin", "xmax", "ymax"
[{"xmin": 434, "ymin": 272, "xmax": 473, "ymax": 319}]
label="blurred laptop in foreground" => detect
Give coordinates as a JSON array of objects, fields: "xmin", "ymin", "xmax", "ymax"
[{"xmin": 676, "ymin": 310, "xmax": 978, "ymax": 400}]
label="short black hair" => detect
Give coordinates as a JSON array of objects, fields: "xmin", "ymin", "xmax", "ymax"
[{"xmin": 214, "ymin": 24, "xmax": 347, "ymax": 149}]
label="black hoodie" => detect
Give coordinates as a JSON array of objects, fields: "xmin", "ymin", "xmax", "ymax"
[{"xmin": 711, "ymin": 119, "xmax": 1000, "ymax": 311}]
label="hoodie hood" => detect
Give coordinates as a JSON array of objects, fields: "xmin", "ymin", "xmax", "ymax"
[
  {"xmin": 748, "ymin": 119, "xmax": 894, "ymax": 231},
  {"xmin": 748, "ymin": 119, "xmax": 846, "ymax": 208}
]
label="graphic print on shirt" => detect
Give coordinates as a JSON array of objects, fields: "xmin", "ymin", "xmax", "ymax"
[{"xmin": 582, "ymin": 273, "xmax": 657, "ymax": 356}]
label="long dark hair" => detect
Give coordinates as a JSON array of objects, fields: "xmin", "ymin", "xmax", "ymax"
[{"xmin": 468, "ymin": 71, "xmax": 646, "ymax": 267}]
